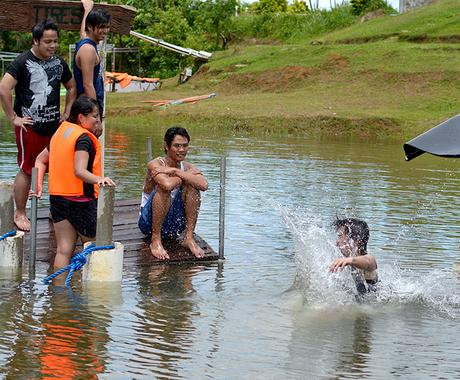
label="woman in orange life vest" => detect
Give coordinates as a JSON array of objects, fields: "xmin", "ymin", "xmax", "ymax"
[{"xmin": 34, "ymin": 96, "xmax": 115, "ymax": 272}]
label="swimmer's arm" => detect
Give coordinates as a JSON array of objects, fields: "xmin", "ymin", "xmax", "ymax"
[
  {"xmin": 329, "ymin": 255, "xmax": 377, "ymax": 272},
  {"xmin": 352, "ymin": 255, "xmax": 377, "ymax": 272},
  {"xmin": 147, "ymin": 159, "xmax": 182, "ymax": 191}
]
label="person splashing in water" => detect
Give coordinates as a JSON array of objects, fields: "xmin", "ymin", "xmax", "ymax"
[{"xmin": 329, "ymin": 218, "xmax": 378, "ymax": 294}]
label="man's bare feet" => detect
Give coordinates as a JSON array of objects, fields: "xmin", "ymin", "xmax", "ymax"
[
  {"xmin": 182, "ymin": 237, "xmax": 205, "ymax": 258},
  {"xmin": 149, "ymin": 240, "xmax": 169, "ymax": 260},
  {"xmin": 14, "ymin": 212, "xmax": 30, "ymax": 232}
]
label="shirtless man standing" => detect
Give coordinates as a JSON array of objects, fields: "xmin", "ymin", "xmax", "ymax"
[
  {"xmin": 138, "ymin": 126, "xmax": 208, "ymax": 260},
  {"xmin": 74, "ymin": 0, "xmax": 111, "ymax": 114}
]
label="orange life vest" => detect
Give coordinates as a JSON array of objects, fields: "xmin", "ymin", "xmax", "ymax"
[{"xmin": 48, "ymin": 121, "xmax": 101, "ymax": 198}]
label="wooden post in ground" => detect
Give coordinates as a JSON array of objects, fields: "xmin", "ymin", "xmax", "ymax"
[
  {"xmin": 100, "ymin": 35, "xmax": 108, "ymax": 175},
  {"xmin": 146, "ymin": 137, "xmax": 153, "ymax": 162},
  {"xmin": 29, "ymin": 168, "xmax": 38, "ymax": 278},
  {"xmin": 96, "ymin": 185, "xmax": 115, "ymax": 247},
  {"xmin": 218, "ymin": 156, "xmax": 226, "ymax": 260},
  {"xmin": 0, "ymin": 182, "xmax": 24, "ymax": 268},
  {"xmin": 82, "ymin": 185, "xmax": 124, "ymax": 282}
]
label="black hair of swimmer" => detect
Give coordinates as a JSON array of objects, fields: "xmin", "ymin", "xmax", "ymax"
[
  {"xmin": 333, "ymin": 218, "xmax": 369, "ymax": 255},
  {"xmin": 32, "ymin": 18, "xmax": 58, "ymax": 43},
  {"xmin": 163, "ymin": 126, "xmax": 190, "ymax": 153},
  {"xmin": 85, "ymin": 9, "xmax": 111, "ymax": 30},
  {"xmin": 68, "ymin": 96, "xmax": 99, "ymax": 123}
]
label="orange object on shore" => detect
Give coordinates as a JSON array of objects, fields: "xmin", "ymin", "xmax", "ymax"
[
  {"xmin": 105, "ymin": 71, "xmax": 160, "ymax": 88},
  {"xmin": 143, "ymin": 93, "xmax": 217, "ymax": 108}
]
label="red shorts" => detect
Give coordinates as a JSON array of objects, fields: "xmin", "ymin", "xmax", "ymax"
[{"xmin": 15, "ymin": 127, "xmax": 51, "ymax": 176}]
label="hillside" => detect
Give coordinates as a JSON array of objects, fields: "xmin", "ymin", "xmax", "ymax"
[{"xmin": 107, "ymin": 0, "xmax": 460, "ymax": 139}]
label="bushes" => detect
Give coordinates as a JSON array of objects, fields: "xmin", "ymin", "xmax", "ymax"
[
  {"xmin": 350, "ymin": 0, "xmax": 394, "ymax": 15},
  {"xmin": 231, "ymin": 5, "xmax": 357, "ymax": 42},
  {"xmin": 0, "ymin": 1, "xmax": 359, "ymax": 78}
]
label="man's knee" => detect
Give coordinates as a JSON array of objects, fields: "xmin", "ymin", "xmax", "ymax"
[
  {"xmin": 183, "ymin": 184, "xmax": 201, "ymax": 200},
  {"xmin": 151, "ymin": 188, "xmax": 173, "ymax": 217},
  {"xmin": 152, "ymin": 187, "xmax": 172, "ymax": 203}
]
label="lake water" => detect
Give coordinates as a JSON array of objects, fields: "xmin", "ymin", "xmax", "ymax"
[{"xmin": 1, "ymin": 118, "xmax": 459, "ymax": 379}]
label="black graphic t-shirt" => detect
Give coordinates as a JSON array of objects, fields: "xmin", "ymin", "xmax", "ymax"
[{"xmin": 7, "ymin": 50, "xmax": 72, "ymax": 136}]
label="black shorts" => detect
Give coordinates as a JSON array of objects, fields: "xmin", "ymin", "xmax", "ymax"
[{"xmin": 49, "ymin": 195, "xmax": 97, "ymax": 238}]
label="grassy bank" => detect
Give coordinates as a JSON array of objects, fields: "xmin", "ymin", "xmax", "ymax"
[{"xmin": 106, "ymin": 0, "xmax": 459, "ymax": 139}]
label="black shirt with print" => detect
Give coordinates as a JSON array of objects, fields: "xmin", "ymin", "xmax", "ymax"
[{"xmin": 7, "ymin": 50, "xmax": 72, "ymax": 136}]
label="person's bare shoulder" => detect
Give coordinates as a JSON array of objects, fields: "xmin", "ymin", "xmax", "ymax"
[
  {"xmin": 147, "ymin": 157, "xmax": 165, "ymax": 169},
  {"xmin": 184, "ymin": 161, "xmax": 200, "ymax": 171},
  {"xmin": 76, "ymin": 43, "xmax": 98, "ymax": 64}
]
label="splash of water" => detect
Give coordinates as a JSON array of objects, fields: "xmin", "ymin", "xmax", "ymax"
[{"xmin": 279, "ymin": 206, "xmax": 460, "ymax": 318}]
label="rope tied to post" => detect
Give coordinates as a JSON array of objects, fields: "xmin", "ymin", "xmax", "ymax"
[
  {"xmin": 43, "ymin": 243, "xmax": 115, "ymax": 287},
  {"xmin": 0, "ymin": 230, "xmax": 16, "ymax": 241}
]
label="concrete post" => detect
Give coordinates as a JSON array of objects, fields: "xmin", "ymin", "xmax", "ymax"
[
  {"xmin": 83, "ymin": 185, "xmax": 124, "ymax": 282},
  {"xmin": 0, "ymin": 181, "xmax": 14, "ymax": 234},
  {"xmin": 0, "ymin": 181, "xmax": 24, "ymax": 268},
  {"xmin": 82, "ymin": 241, "xmax": 124, "ymax": 282},
  {"xmin": 96, "ymin": 185, "xmax": 115, "ymax": 247},
  {"xmin": 100, "ymin": 36, "xmax": 108, "ymax": 175}
]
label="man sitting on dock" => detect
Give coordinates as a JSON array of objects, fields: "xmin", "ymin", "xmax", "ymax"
[{"xmin": 138, "ymin": 126, "xmax": 208, "ymax": 260}]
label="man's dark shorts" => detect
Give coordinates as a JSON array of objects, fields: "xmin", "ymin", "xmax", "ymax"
[
  {"xmin": 50, "ymin": 196, "xmax": 97, "ymax": 238},
  {"xmin": 138, "ymin": 188, "xmax": 186, "ymax": 238}
]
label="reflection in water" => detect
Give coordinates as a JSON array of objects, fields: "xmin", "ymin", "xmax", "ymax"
[
  {"xmin": 38, "ymin": 286, "xmax": 110, "ymax": 379},
  {"xmin": 285, "ymin": 304, "xmax": 374, "ymax": 379},
  {"xmin": 0, "ymin": 278, "xmax": 114, "ymax": 379},
  {"xmin": 129, "ymin": 264, "xmax": 202, "ymax": 378}
]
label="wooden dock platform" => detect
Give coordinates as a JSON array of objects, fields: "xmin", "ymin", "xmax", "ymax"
[{"xmin": 24, "ymin": 198, "xmax": 219, "ymax": 265}]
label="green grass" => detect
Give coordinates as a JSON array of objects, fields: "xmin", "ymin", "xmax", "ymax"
[
  {"xmin": 104, "ymin": 0, "xmax": 460, "ymax": 140},
  {"xmin": 324, "ymin": 0, "xmax": 460, "ymax": 42}
]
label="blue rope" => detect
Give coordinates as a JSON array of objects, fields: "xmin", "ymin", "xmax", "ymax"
[
  {"xmin": 0, "ymin": 230, "xmax": 16, "ymax": 241},
  {"xmin": 43, "ymin": 243, "xmax": 115, "ymax": 286}
]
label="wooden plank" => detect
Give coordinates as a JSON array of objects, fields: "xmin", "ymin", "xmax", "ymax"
[
  {"xmin": 25, "ymin": 198, "xmax": 219, "ymax": 265},
  {"xmin": 0, "ymin": 0, "xmax": 136, "ymax": 35}
]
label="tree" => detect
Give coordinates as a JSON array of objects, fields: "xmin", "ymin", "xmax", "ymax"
[
  {"xmin": 289, "ymin": 0, "xmax": 309, "ymax": 13},
  {"xmin": 350, "ymin": 0, "xmax": 393, "ymax": 15},
  {"xmin": 256, "ymin": 0, "xmax": 288, "ymax": 13},
  {"xmin": 194, "ymin": 0, "xmax": 237, "ymax": 49}
]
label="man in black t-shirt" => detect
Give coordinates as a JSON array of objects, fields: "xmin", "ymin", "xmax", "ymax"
[{"xmin": 0, "ymin": 19, "xmax": 76, "ymax": 231}]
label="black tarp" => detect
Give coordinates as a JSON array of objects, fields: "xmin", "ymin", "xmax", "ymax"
[{"xmin": 403, "ymin": 114, "xmax": 460, "ymax": 161}]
